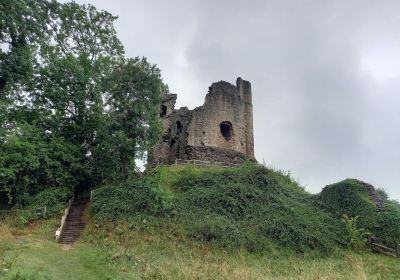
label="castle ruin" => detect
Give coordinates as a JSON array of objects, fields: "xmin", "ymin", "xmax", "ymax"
[{"xmin": 150, "ymin": 77, "xmax": 254, "ymax": 165}]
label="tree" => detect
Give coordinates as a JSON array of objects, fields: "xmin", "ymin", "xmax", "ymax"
[
  {"xmin": 92, "ymin": 58, "xmax": 164, "ymax": 182},
  {"xmin": 0, "ymin": 0, "xmax": 49, "ymax": 92},
  {"xmin": 1, "ymin": 0, "xmax": 165, "ymax": 205},
  {"xmin": 0, "ymin": 123, "xmax": 80, "ymax": 205}
]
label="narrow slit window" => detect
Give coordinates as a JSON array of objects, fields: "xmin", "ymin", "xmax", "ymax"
[{"xmin": 176, "ymin": 121, "xmax": 183, "ymax": 134}]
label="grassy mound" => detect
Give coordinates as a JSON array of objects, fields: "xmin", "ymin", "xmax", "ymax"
[
  {"xmin": 2, "ymin": 219, "xmax": 400, "ymax": 280},
  {"xmin": 320, "ymin": 179, "xmax": 400, "ymax": 247},
  {"xmin": 91, "ymin": 163, "xmax": 341, "ymax": 254},
  {"xmin": 319, "ymin": 179, "xmax": 380, "ymax": 228}
]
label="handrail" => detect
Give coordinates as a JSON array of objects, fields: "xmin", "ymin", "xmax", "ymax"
[{"xmin": 55, "ymin": 195, "xmax": 74, "ymax": 241}]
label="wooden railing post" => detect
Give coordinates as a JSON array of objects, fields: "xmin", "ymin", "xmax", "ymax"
[{"xmin": 170, "ymin": 158, "xmax": 237, "ymax": 169}]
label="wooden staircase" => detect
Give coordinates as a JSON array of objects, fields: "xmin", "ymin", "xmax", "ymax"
[{"xmin": 58, "ymin": 199, "xmax": 87, "ymax": 245}]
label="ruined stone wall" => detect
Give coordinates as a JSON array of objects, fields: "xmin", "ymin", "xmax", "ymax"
[
  {"xmin": 185, "ymin": 146, "xmax": 248, "ymax": 165},
  {"xmin": 149, "ymin": 77, "xmax": 255, "ymax": 165},
  {"xmin": 240, "ymin": 78, "xmax": 255, "ymax": 159}
]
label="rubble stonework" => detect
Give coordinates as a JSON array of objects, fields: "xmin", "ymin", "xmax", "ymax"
[{"xmin": 149, "ymin": 77, "xmax": 255, "ymax": 165}]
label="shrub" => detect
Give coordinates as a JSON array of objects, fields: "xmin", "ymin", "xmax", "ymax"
[
  {"xmin": 320, "ymin": 179, "xmax": 400, "ymax": 248},
  {"xmin": 341, "ymin": 214, "xmax": 370, "ymax": 251},
  {"xmin": 24, "ymin": 188, "xmax": 72, "ymax": 214},
  {"xmin": 0, "ymin": 188, "xmax": 71, "ymax": 228},
  {"xmin": 171, "ymin": 166, "xmax": 340, "ymax": 253},
  {"xmin": 91, "ymin": 181, "xmax": 167, "ymax": 221},
  {"xmin": 376, "ymin": 201, "xmax": 400, "ymax": 247},
  {"xmin": 319, "ymin": 179, "xmax": 379, "ymax": 229},
  {"xmin": 92, "ymin": 163, "xmax": 340, "ymax": 253}
]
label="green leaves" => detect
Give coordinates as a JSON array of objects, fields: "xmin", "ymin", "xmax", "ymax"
[
  {"xmin": 341, "ymin": 214, "xmax": 370, "ymax": 251},
  {"xmin": 1, "ymin": 0, "xmax": 165, "ymax": 206},
  {"xmin": 320, "ymin": 179, "xmax": 400, "ymax": 248},
  {"xmin": 0, "ymin": 123, "xmax": 80, "ymax": 205},
  {"xmin": 91, "ymin": 164, "xmax": 340, "ymax": 254},
  {"xmin": 92, "ymin": 58, "xmax": 164, "ymax": 183}
]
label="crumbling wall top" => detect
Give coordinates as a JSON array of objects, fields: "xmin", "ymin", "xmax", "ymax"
[{"xmin": 151, "ymin": 77, "xmax": 255, "ymax": 165}]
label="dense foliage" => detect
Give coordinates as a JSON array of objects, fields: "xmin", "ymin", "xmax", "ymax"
[
  {"xmin": 0, "ymin": 0, "xmax": 165, "ymax": 207},
  {"xmin": 320, "ymin": 179, "xmax": 400, "ymax": 247},
  {"xmin": 92, "ymin": 163, "xmax": 341, "ymax": 254},
  {"xmin": 319, "ymin": 179, "xmax": 380, "ymax": 229}
]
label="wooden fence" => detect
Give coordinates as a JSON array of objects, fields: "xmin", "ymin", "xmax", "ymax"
[
  {"xmin": 371, "ymin": 242, "xmax": 400, "ymax": 258},
  {"xmin": 0, "ymin": 206, "xmax": 47, "ymax": 221},
  {"xmin": 174, "ymin": 159, "xmax": 238, "ymax": 168}
]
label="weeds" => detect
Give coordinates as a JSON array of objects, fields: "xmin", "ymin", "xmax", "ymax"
[{"xmin": 342, "ymin": 214, "xmax": 370, "ymax": 251}]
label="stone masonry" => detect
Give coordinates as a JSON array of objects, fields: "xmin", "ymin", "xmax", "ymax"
[{"xmin": 149, "ymin": 77, "xmax": 255, "ymax": 165}]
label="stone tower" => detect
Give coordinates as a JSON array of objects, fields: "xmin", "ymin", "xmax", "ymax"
[{"xmin": 149, "ymin": 77, "xmax": 255, "ymax": 165}]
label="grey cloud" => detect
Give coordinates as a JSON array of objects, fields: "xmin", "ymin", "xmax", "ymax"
[{"xmin": 64, "ymin": 0, "xmax": 400, "ymax": 200}]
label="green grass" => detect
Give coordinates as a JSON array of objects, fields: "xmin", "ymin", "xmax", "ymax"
[
  {"xmin": 1, "ymin": 219, "xmax": 400, "ymax": 279},
  {"xmin": 1, "ymin": 220, "xmax": 116, "ymax": 280},
  {"xmin": 2, "ymin": 163, "xmax": 400, "ymax": 279},
  {"xmin": 91, "ymin": 163, "xmax": 342, "ymax": 254},
  {"xmin": 3, "ymin": 241, "xmax": 111, "ymax": 279}
]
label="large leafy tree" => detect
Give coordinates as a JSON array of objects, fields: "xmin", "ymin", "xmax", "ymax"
[
  {"xmin": 0, "ymin": 0, "xmax": 48, "ymax": 93},
  {"xmin": 0, "ymin": 0, "xmax": 164, "ymax": 206},
  {"xmin": 93, "ymin": 58, "xmax": 164, "ymax": 182}
]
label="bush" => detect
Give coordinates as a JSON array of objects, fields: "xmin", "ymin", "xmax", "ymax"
[
  {"xmin": 171, "ymin": 165, "xmax": 340, "ymax": 253},
  {"xmin": 25, "ymin": 188, "xmax": 71, "ymax": 214},
  {"xmin": 376, "ymin": 201, "xmax": 400, "ymax": 247},
  {"xmin": 91, "ymin": 182, "xmax": 167, "ymax": 221},
  {"xmin": 319, "ymin": 179, "xmax": 379, "ymax": 229},
  {"xmin": 92, "ymin": 163, "xmax": 340, "ymax": 253},
  {"xmin": 320, "ymin": 179, "xmax": 400, "ymax": 248},
  {"xmin": 0, "ymin": 188, "xmax": 71, "ymax": 228},
  {"xmin": 342, "ymin": 214, "xmax": 370, "ymax": 251},
  {"xmin": 0, "ymin": 124, "xmax": 80, "ymax": 207}
]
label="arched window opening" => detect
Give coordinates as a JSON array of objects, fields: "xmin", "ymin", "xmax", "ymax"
[
  {"xmin": 220, "ymin": 121, "xmax": 232, "ymax": 141},
  {"xmin": 176, "ymin": 121, "xmax": 183, "ymax": 134},
  {"xmin": 160, "ymin": 105, "xmax": 167, "ymax": 117}
]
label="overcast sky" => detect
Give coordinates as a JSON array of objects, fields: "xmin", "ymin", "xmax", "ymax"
[{"xmin": 69, "ymin": 0, "xmax": 400, "ymax": 200}]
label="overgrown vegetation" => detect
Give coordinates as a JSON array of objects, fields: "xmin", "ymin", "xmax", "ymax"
[
  {"xmin": 0, "ymin": 187, "xmax": 71, "ymax": 228},
  {"xmin": 0, "ymin": 0, "xmax": 166, "ymax": 210},
  {"xmin": 341, "ymin": 214, "xmax": 370, "ymax": 251},
  {"xmin": 320, "ymin": 179, "xmax": 400, "ymax": 248},
  {"xmin": 2, "ymin": 219, "xmax": 400, "ymax": 280},
  {"xmin": 1, "ymin": 0, "xmax": 400, "ymax": 278},
  {"xmin": 90, "ymin": 163, "xmax": 400, "ymax": 255},
  {"xmin": 91, "ymin": 163, "xmax": 342, "ymax": 254}
]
